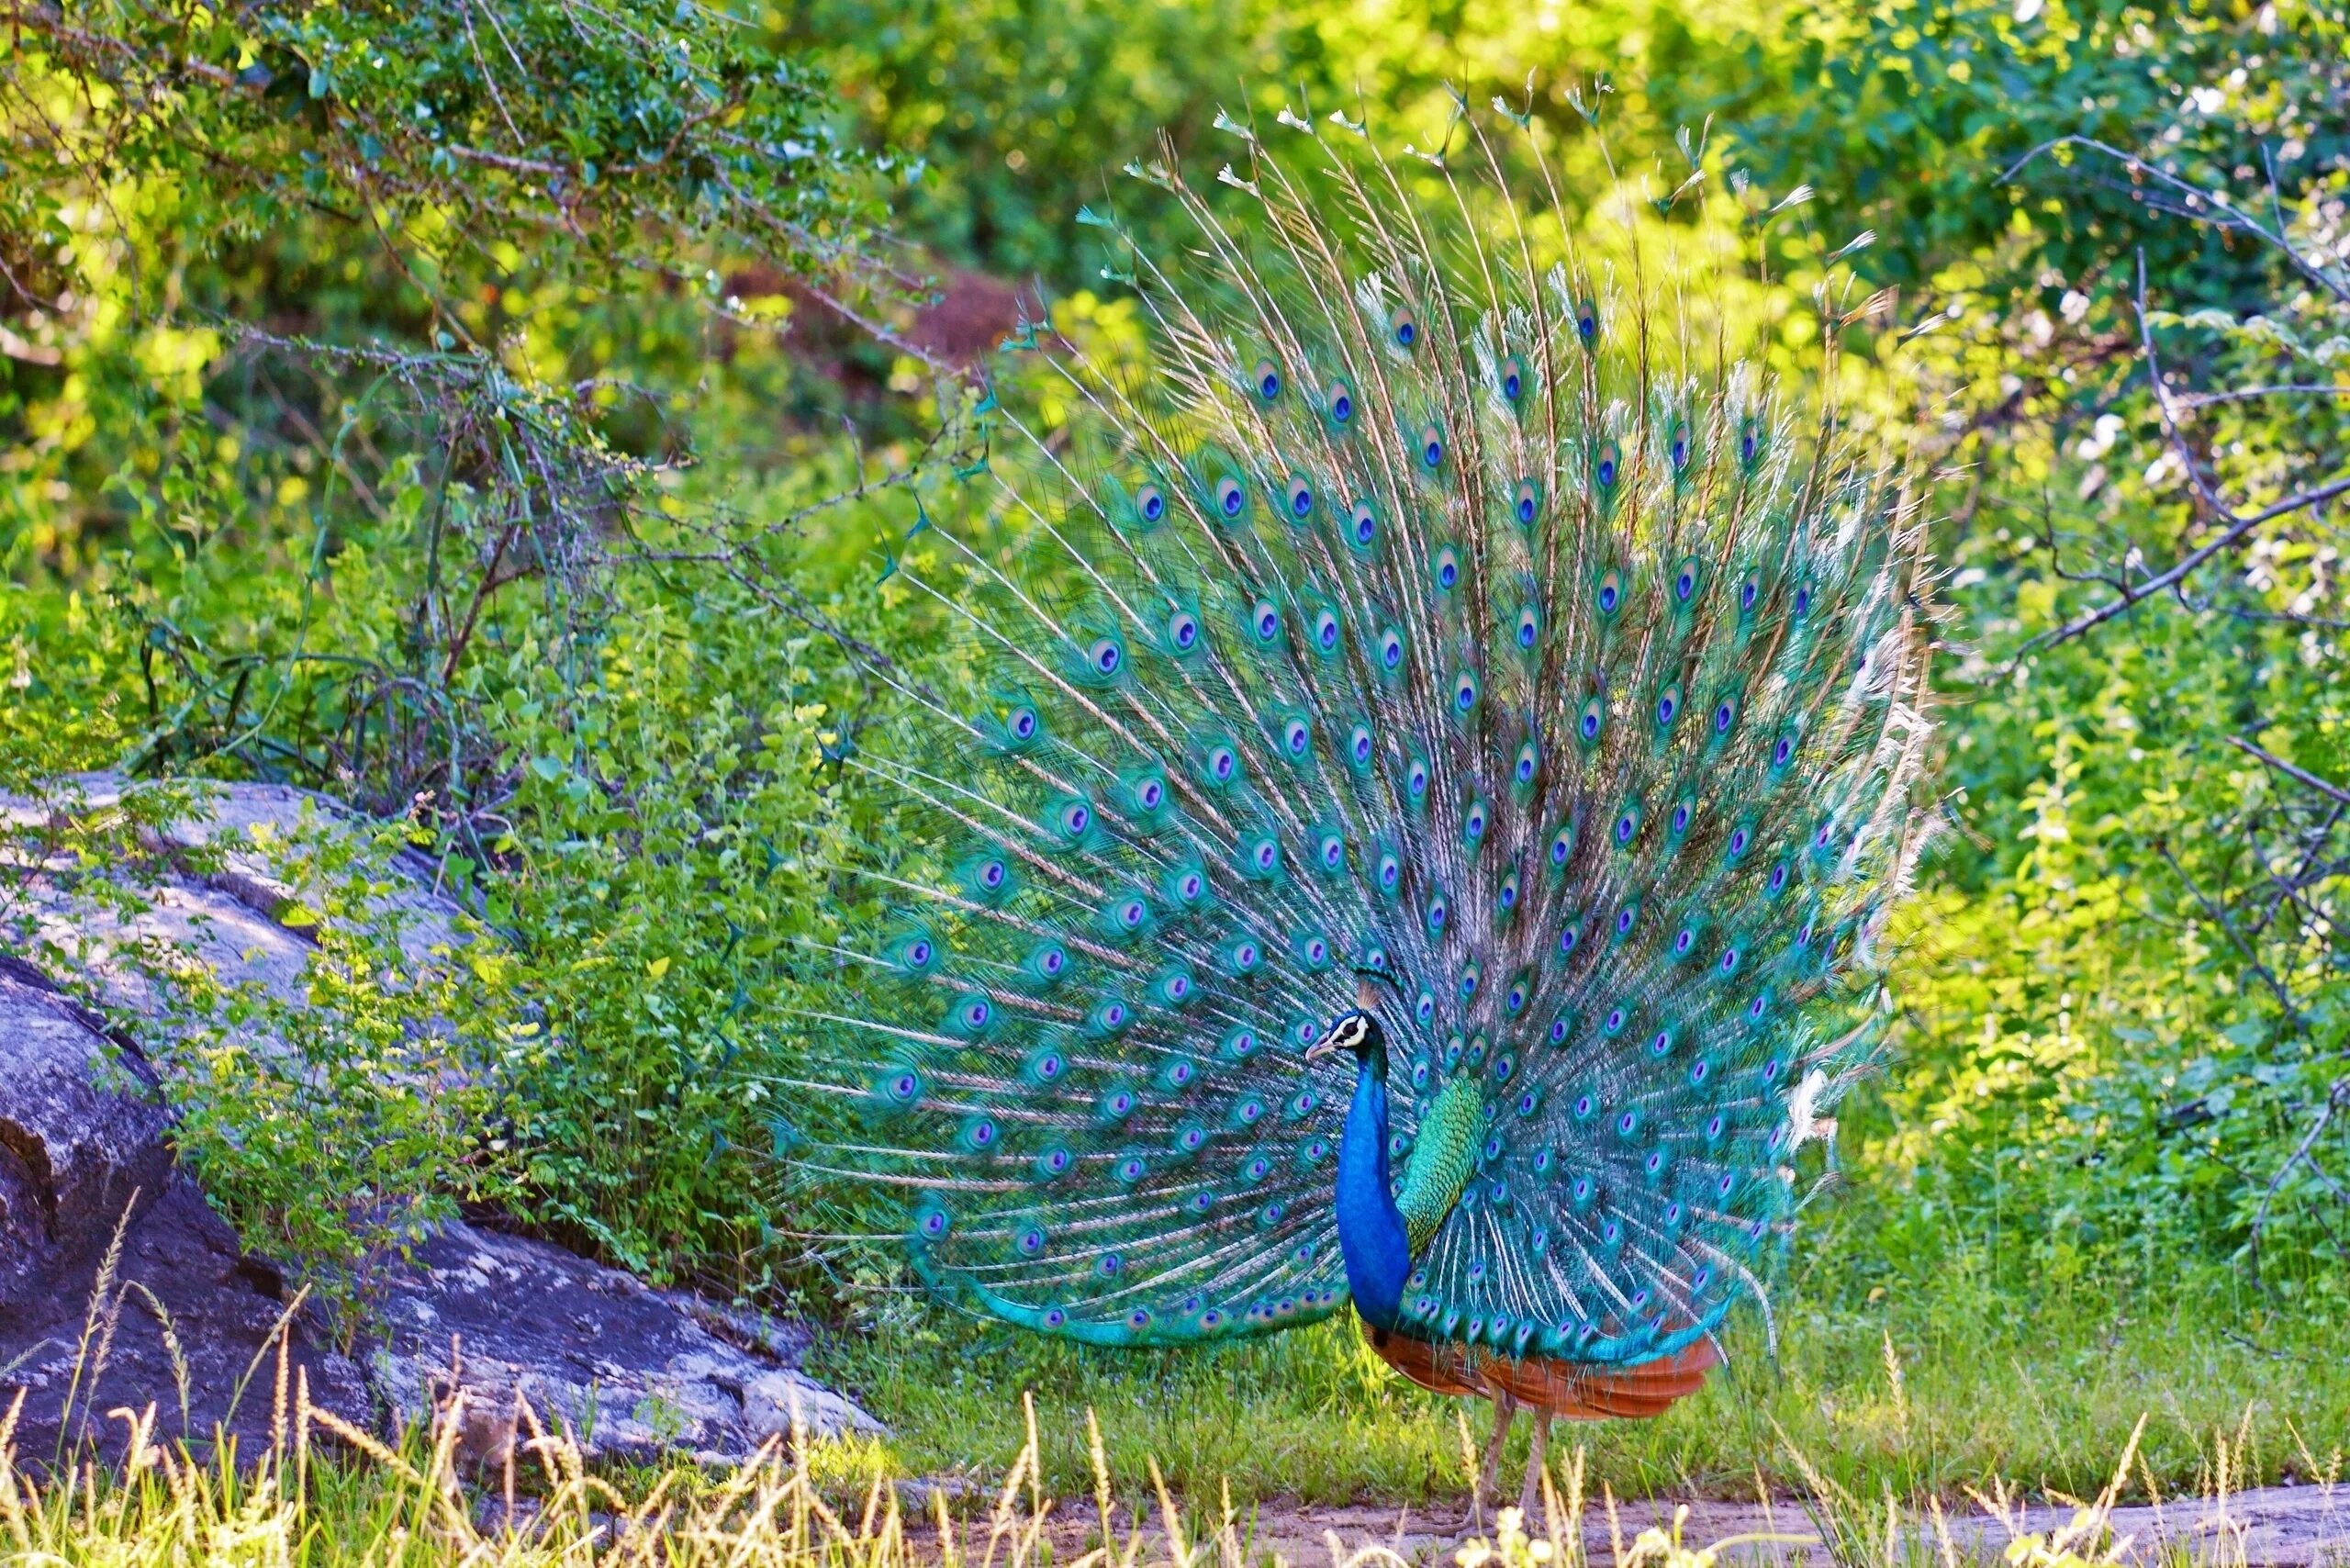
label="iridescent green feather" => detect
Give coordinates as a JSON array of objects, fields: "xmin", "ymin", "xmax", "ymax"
[{"xmin": 784, "ymin": 104, "xmax": 1934, "ymax": 1364}]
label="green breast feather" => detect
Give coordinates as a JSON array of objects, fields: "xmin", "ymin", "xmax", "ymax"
[{"xmin": 1397, "ymin": 1080, "xmax": 1487, "ymax": 1255}]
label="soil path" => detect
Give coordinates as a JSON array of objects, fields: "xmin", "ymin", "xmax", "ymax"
[{"xmin": 1012, "ymin": 1484, "xmax": 2349, "ymax": 1567}]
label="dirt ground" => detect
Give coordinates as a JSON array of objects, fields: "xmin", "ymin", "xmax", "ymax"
[{"xmin": 1002, "ymin": 1482, "xmax": 2350, "ymax": 1566}]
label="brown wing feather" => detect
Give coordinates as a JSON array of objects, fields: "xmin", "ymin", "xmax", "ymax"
[{"xmin": 1362, "ymin": 1322, "xmax": 1718, "ymax": 1421}]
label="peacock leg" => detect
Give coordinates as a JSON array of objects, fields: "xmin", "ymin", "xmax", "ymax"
[
  {"xmin": 1517, "ymin": 1413, "xmax": 1551, "ymax": 1525},
  {"xmin": 1472, "ymin": 1390, "xmax": 1517, "ymax": 1529}
]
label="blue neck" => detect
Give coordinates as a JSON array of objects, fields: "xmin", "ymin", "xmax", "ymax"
[{"xmin": 1334, "ymin": 1052, "xmax": 1411, "ymax": 1330}]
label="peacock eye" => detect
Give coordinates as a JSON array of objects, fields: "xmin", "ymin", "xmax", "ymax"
[
  {"xmin": 1500, "ymin": 354, "xmax": 1527, "ymax": 402},
  {"xmin": 1435, "ymin": 546, "xmax": 1461, "ymax": 591},
  {"xmin": 1169, "ymin": 610, "xmax": 1199, "ymax": 650},
  {"xmin": 1380, "ymin": 630, "xmax": 1404, "ymax": 670},
  {"xmin": 1595, "ymin": 440, "xmax": 1620, "ymax": 491},
  {"xmin": 1516, "ymin": 606, "xmax": 1539, "ymax": 648},
  {"xmin": 1137, "ymin": 483, "xmax": 1166, "ymax": 521},
  {"xmin": 1010, "ymin": 706, "xmax": 1037, "ymax": 738},
  {"xmin": 1349, "ymin": 499, "xmax": 1378, "ymax": 546},
  {"xmin": 1656, "ymin": 684, "xmax": 1680, "ymax": 725},
  {"xmin": 1390, "ymin": 304, "xmax": 1419, "ymax": 348},
  {"xmin": 1254, "ymin": 358, "xmax": 1282, "ymax": 401},
  {"xmin": 1285, "ymin": 476, "xmax": 1315, "ymax": 518},
  {"xmin": 1576, "ymin": 298, "xmax": 1598, "ymax": 344},
  {"xmin": 1253, "ymin": 602, "xmax": 1280, "ymax": 642},
  {"xmin": 1326, "ymin": 377, "xmax": 1355, "ymax": 425},
  {"xmin": 1315, "ymin": 610, "xmax": 1340, "ymax": 651},
  {"xmin": 1417, "ymin": 421, "xmax": 1444, "ymax": 470},
  {"xmin": 1674, "ymin": 555, "xmax": 1701, "ymax": 602},
  {"xmin": 1215, "ymin": 476, "xmax": 1247, "ymax": 518},
  {"xmin": 1514, "ymin": 479, "xmax": 1540, "ymax": 525},
  {"xmin": 1091, "ymin": 638, "xmax": 1123, "ymax": 676}
]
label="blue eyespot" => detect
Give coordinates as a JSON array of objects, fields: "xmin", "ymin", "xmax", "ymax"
[
  {"xmin": 1254, "ymin": 359, "xmax": 1282, "ymax": 401},
  {"xmin": 1326, "ymin": 377, "xmax": 1355, "ymax": 425}
]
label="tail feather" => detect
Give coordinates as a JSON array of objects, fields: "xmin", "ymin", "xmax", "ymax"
[{"xmin": 785, "ymin": 99, "xmax": 1933, "ymax": 1360}]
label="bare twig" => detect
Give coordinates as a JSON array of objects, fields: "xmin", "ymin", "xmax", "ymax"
[{"xmin": 2226, "ymin": 734, "xmax": 2350, "ymax": 808}]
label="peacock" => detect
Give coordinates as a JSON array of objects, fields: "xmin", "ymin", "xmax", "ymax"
[{"xmin": 787, "ymin": 95, "xmax": 1935, "ymax": 1517}]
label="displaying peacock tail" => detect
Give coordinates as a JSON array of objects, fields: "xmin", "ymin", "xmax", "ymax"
[{"xmin": 781, "ymin": 96, "xmax": 1935, "ymax": 1378}]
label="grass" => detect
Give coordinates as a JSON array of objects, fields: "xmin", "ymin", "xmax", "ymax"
[
  {"xmin": 807, "ymin": 1217, "xmax": 2350, "ymax": 1508},
  {"xmin": 6, "ymin": 1364, "xmax": 2329, "ymax": 1568},
  {"xmin": 8, "ymin": 1184, "xmax": 2345, "ymax": 1566}
]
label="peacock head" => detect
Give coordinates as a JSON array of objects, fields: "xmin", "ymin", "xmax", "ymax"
[{"xmin": 1304, "ymin": 1004, "xmax": 1389, "ymax": 1076}]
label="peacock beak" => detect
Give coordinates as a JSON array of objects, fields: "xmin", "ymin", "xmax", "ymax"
[{"xmin": 1304, "ymin": 1036, "xmax": 1339, "ymax": 1063}]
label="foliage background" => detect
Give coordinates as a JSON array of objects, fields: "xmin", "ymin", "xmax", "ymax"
[{"xmin": 4, "ymin": 0, "xmax": 2348, "ymax": 1493}]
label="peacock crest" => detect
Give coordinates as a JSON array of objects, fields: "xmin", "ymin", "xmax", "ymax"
[{"xmin": 782, "ymin": 97, "xmax": 1936, "ymax": 1376}]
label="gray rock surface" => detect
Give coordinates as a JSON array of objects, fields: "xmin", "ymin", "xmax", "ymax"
[
  {"xmin": 370, "ymin": 1220, "xmax": 880, "ymax": 1469},
  {"xmin": 0, "ymin": 778, "xmax": 876, "ymax": 1469},
  {"xmin": 0, "ymin": 966, "xmax": 173, "ymax": 1310}
]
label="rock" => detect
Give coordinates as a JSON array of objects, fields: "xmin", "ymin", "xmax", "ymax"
[
  {"xmin": 740, "ymin": 1370, "xmax": 879, "ymax": 1444},
  {"xmin": 0, "ymin": 1174, "xmax": 373, "ymax": 1466},
  {"xmin": 0, "ymin": 968, "xmax": 173, "ymax": 1306},
  {"xmin": 369, "ymin": 1218, "xmax": 880, "ymax": 1467},
  {"xmin": 1, "ymin": 778, "xmax": 878, "ymax": 1471}
]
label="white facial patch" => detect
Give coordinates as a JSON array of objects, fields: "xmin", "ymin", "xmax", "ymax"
[{"xmin": 1315, "ymin": 1012, "xmax": 1370, "ymax": 1055}]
